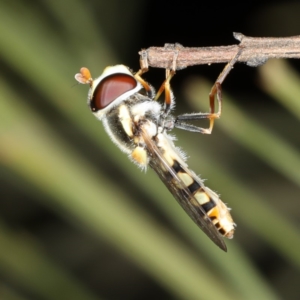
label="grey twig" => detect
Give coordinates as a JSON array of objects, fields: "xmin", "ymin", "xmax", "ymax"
[{"xmin": 139, "ymin": 32, "xmax": 300, "ymax": 70}]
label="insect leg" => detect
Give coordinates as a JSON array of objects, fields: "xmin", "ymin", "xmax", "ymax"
[
  {"xmin": 137, "ymin": 44, "xmax": 181, "ymax": 115},
  {"xmin": 154, "ymin": 45, "xmax": 182, "ymax": 118},
  {"xmin": 134, "ymin": 50, "xmax": 155, "ymax": 98},
  {"xmin": 176, "ymin": 48, "xmax": 243, "ymax": 134}
]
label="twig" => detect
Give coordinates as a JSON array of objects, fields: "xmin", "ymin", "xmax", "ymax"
[{"xmin": 139, "ymin": 32, "xmax": 300, "ymax": 70}]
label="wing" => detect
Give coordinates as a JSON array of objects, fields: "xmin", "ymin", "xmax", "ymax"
[{"xmin": 141, "ymin": 128, "xmax": 227, "ymax": 251}]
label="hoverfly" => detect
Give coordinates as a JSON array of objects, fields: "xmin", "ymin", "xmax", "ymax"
[{"xmin": 75, "ymin": 47, "xmax": 241, "ymax": 251}]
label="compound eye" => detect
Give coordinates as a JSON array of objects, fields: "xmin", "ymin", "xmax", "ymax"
[{"xmin": 90, "ymin": 73, "xmax": 137, "ymax": 111}]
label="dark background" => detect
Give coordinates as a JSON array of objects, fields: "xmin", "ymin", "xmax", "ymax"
[{"xmin": 0, "ymin": 1, "xmax": 300, "ymax": 299}]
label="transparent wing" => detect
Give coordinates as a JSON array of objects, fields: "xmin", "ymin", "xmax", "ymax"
[{"xmin": 141, "ymin": 128, "xmax": 227, "ymax": 251}]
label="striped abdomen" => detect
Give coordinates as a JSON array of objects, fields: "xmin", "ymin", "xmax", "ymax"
[{"xmin": 168, "ymin": 158, "xmax": 235, "ymax": 239}]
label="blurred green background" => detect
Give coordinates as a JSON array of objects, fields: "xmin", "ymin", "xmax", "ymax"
[{"xmin": 0, "ymin": 1, "xmax": 300, "ymax": 299}]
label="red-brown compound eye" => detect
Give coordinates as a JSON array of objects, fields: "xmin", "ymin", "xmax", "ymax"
[{"xmin": 90, "ymin": 73, "xmax": 137, "ymax": 111}]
